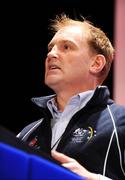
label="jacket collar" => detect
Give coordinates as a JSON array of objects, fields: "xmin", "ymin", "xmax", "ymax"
[{"xmin": 31, "ymin": 86, "xmax": 113, "ymax": 109}]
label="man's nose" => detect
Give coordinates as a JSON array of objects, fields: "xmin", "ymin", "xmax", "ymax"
[{"xmin": 47, "ymin": 46, "xmax": 58, "ymax": 60}]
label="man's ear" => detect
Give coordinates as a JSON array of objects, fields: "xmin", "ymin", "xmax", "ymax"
[{"xmin": 89, "ymin": 54, "xmax": 106, "ymax": 74}]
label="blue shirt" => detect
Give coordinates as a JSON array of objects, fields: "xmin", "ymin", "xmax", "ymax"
[{"xmin": 47, "ymin": 90, "xmax": 94, "ymax": 150}]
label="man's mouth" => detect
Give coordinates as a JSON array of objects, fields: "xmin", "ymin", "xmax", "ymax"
[{"xmin": 48, "ymin": 64, "xmax": 61, "ymax": 70}]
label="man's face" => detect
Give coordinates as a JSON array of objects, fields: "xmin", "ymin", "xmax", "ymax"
[{"xmin": 45, "ymin": 25, "xmax": 94, "ymax": 92}]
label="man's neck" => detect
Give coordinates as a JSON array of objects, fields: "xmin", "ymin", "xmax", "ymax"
[
  {"xmin": 51, "ymin": 83, "xmax": 98, "ymax": 111},
  {"xmin": 55, "ymin": 89, "xmax": 91, "ymax": 112}
]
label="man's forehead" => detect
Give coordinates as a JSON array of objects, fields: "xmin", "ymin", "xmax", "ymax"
[
  {"xmin": 56, "ymin": 25, "xmax": 85, "ymax": 36},
  {"xmin": 51, "ymin": 25, "xmax": 87, "ymax": 43}
]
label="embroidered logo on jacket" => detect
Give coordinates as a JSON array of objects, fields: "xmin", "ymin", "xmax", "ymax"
[{"xmin": 71, "ymin": 127, "xmax": 96, "ymax": 143}]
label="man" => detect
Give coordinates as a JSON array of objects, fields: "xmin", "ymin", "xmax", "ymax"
[{"xmin": 17, "ymin": 14, "xmax": 125, "ymax": 179}]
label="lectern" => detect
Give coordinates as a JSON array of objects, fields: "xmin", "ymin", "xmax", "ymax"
[{"xmin": 0, "ymin": 126, "xmax": 86, "ymax": 180}]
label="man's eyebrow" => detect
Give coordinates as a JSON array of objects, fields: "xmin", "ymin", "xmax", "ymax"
[
  {"xmin": 48, "ymin": 39, "xmax": 77, "ymax": 49},
  {"xmin": 59, "ymin": 39, "xmax": 76, "ymax": 45}
]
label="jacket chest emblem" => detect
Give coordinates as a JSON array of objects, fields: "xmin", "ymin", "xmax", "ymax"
[{"xmin": 71, "ymin": 127, "xmax": 96, "ymax": 143}]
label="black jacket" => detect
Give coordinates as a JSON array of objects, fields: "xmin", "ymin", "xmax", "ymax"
[{"xmin": 18, "ymin": 86, "xmax": 125, "ymax": 180}]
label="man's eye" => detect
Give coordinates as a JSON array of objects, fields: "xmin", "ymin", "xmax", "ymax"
[
  {"xmin": 64, "ymin": 44, "xmax": 69, "ymax": 50},
  {"xmin": 48, "ymin": 47, "xmax": 52, "ymax": 52}
]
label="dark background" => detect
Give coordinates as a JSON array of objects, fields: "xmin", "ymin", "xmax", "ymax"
[{"xmin": 1, "ymin": 0, "xmax": 115, "ymax": 134}]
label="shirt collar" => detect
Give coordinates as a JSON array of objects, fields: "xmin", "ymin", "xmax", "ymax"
[
  {"xmin": 31, "ymin": 86, "xmax": 111, "ymax": 112},
  {"xmin": 31, "ymin": 89, "xmax": 95, "ymax": 110},
  {"xmin": 49, "ymin": 89, "xmax": 94, "ymax": 112},
  {"xmin": 31, "ymin": 94, "xmax": 56, "ymax": 108}
]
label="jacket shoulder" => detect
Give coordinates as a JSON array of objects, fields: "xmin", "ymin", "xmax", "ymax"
[
  {"xmin": 108, "ymin": 103, "xmax": 125, "ymax": 126},
  {"xmin": 17, "ymin": 119, "xmax": 43, "ymax": 140}
]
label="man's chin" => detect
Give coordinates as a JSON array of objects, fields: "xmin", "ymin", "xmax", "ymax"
[{"xmin": 45, "ymin": 78, "xmax": 62, "ymax": 88}]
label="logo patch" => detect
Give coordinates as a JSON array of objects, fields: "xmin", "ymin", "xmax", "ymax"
[{"xmin": 71, "ymin": 127, "xmax": 96, "ymax": 143}]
